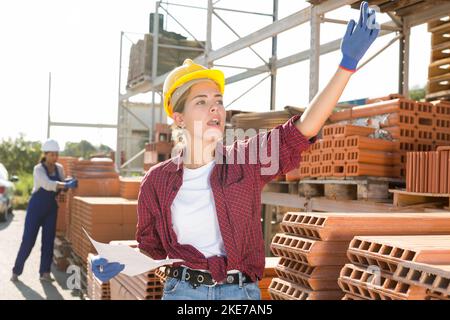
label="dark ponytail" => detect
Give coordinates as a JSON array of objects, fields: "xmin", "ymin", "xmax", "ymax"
[{"xmin": 39, "ymin": 153, "xmax": 47, "ymax": 164}]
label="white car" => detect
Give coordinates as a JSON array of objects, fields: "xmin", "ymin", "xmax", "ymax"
[{"xmin": 0, "ymin": 163, "xmax": 18, "ymax": 222}]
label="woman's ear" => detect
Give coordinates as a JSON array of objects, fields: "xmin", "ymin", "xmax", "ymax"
[{"xmin": 172, "ymin": 112, "xmax": 185, "ymax": 128}]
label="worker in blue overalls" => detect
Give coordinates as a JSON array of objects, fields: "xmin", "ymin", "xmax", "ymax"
[{"xmin": 11, "ymin": 139, "xmax": 78, "ymax": 282}]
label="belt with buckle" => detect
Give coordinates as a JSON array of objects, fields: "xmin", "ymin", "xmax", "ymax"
[{"xmin": 165, "ymin": 266, "xmax": 252, "ymax": 288}]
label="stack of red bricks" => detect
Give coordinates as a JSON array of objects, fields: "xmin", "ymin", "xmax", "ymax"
[
  {"xmin": 65, "ymin": 159, "xmax": 121, "ymax": 242},
  {"xmin": 426, "ymin": 17, "xmax": 450, "ymax": 101},
  {"xmin": 268, "ymin": 211, "xmax": 450, "ymax": 300},
  {"xmin": 69, "ymin": 197, "xmax": 138, "ymax": 273},
  {"xmin": 55, "ymin": 157, "xmax": 77, "ymax": 235},
  {"xmin": 108, "ymin": 241, "xmax": 165, "ymax": 300},
  {"xmin": 294, "ymin": 123, "xmax": 400, "ymax": 180},
  {"xmin": 144, "ymin": 123, "xmax": 174, "ymax": 171},
  {"xmin": 58, "ymin": 156, "xmax": 77, "ymax": 177},
  {"xmin": 119, "ymin": 176, "xmax": 142, "ymax": 200},
  {"xmin": 406, "ymin": 146, "xmax": 450, "ymax": 193},
  {"xmin": 340, "ymin": 235, "xmax": 450, "ymax": 300}
]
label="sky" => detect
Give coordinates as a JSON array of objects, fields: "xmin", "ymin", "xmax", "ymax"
[{"xmin": 0, "ymin": 0, "xmax": 435, "ymax": 150}]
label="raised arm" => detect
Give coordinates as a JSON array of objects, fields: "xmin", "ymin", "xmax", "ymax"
[{"xmin": 296, "ymin": 1, "xmax": 380, "ymax": 138}]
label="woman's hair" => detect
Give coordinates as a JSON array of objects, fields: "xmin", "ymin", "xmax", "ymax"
[
  {"xmin": 39, "ymin": 153, "xmax": 47, "ymax": 164},
  {"xmin": 172, "ymin": 87, "xmax": 191, "ymax": 115}
]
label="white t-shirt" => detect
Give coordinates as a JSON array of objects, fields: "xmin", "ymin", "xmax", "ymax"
[{"xmin": 170, "ymin": 160, "xmax": 226, "ymax": 258}]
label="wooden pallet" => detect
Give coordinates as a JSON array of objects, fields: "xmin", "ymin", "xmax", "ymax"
[
  {"xmin": 299, "ymin": 176, "xmax": 405, "ymax": 201},
  {"xmin": 390, "ymin": 188, "xmax": 450, "ymax": 207},
  {"xmin": 263, "ymin": 180, "xmax": 299, "ymax": 195}
]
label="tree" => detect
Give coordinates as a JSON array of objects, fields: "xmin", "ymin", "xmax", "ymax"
[
  {"xmin": 61, "ymin": 140, "xmax": 97, "ymax": 159},
  {"xmin": 0, "ymin": 134, "xmax": 42, "ymax": 175}
]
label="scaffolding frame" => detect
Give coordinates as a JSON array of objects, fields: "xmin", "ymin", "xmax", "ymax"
[{"xmin": 115, "ymin": 0, "xmax": 450, "ymax": 174}]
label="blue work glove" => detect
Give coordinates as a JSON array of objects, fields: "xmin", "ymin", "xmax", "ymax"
[
  {"xmin": 91, "ymin": 255, "xmax": 124, "ymax": 282},
  {"xmin": 64, "ymin": 179, "xmax": 78, "ymax": 189},
  {"xmin": 340, "ymin": 1, "xmax": 380, "ymax": 72}
]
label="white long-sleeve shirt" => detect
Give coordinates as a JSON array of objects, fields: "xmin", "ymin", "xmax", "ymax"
[{"xmin": 32, "ymin": 162, "xmax": 65, "ymax": 194}]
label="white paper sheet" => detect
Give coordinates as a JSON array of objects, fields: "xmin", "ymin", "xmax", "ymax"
[{"xmin": 83, "ymin": 228, "xmax": 183, "ymax": 277}]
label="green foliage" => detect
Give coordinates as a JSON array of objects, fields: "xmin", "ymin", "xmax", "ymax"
[
  {"xmin": 12, "ymin": 172, "xmax": 34, "ymax": 210},
  {"xmin": 409, "ymin": 87, "xmax": 426, "ymax": 102},
  {"xmin": 61, "ymin": 140, "xmax": 112, "ymax": 159},
  {"xmin": 0, "ymin": 134, "xmax": 42, "ymax": 175}
]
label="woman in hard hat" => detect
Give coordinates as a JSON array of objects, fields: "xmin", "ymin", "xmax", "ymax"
[
  {"xmin": 92, "ymin": 2, "xmax": 379, "ymax": 299},
  {"xmin": 11, "ymin": 139, "xmax": 78, "ymax": 282}
]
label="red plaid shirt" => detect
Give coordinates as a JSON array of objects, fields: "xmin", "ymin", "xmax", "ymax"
[{"xmin": 136, "ymin": 115, "xmax": 315, "ymax": 282}]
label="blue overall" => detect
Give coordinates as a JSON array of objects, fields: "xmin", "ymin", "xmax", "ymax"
[{"xmin": 13, "ymin": 162, "xmax": 62, "ymax": 276}]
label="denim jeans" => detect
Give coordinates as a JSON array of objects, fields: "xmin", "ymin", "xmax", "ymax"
[{"xmin": 161, "ymin": 268, "xmax": 261, "ymax": 300}]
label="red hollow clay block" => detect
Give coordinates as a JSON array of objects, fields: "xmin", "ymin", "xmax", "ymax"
[
  {"xmin": 333, "ymin": 137, "xmax": 346, "ymax": 150},
  {"xmin": 406, "ymin": 152, "xmax": 412, "ymax": 192},
  {"xmin": 311, "ymin": 140, "xmax": 323, "ymax": 153},
  {"xmin": 440, "ymin": 150, "xmax": 450, "ymax": 193},
  {"xmin": 299, "ymin": 164, "xmax": 311, "ymax": 179},
  {"xmin": 345, "ymin": 148, "xmax": 401, "ymax": 166},
  {"xmin": 321, "ymin": 150, "xmax": 333, "ymax": 163},
  {"xmin": 311, "ymin": 163, "xmax": 322, "ymax": 178},
  {"xmin": 345, "ymin": 136, "xmax": 398, "ymax": 152},
  {"xmin": 448, "ymin": 157, "xmax": 450, "ymax": 194},
  {"xmin": 322, "ymin": 125, "xmax": 335, "ymax": 138},
  {"xmin": 323, "ymin": 124, "xmax": 375, "ymax": 138},
  {"xmin": 320, "ymin": 161, "xmax": 333, "ymax": 178},
  {"xmin": 384, "ymin": 126, "xmax": 416, "ymax": 140},
  {"xmin": 329, "ymin": 99, "xmax": 416, "ymax": 122},
  {"xmin": 399, "ymin": 139, "xmax": 416, "ymax": 152},
  {"xmin": 419, "ymin": 152, "xmax": 426, "ymax": 193},
  {"xmin": 435, "ymin": 130, "xmax": 450, "ymax": 144},
  {"xmin": 322, "ymin": 139, "xmax": 333, "ymax": 150},
  {"xmin": 345, "ymin": 162, "xmax": 401, "ymax": 178},
  {"xmin": 413, "ymin": 152, "xmax": 420, "ymax": 193},
  {"xmin": 380, "ymin": 113, "xmax": 417, "ymax": 128},
  {"xmin": 433, "ymin": 101, "xmax": 450, "ymax": 119},
  {"xmin": 435, "ymin": 118, "xmax": 450, "ymax": 130},
  {"xmin": 416, "ymin": 102, "xmax": 434, "ymax": 116},
  {"xmin": 311, "ymin": 152, "xmax": 321, "ymax": 164},
  {"xmin": 301, "ymin": 151, "xmax": 311, "ymax": 163},
  {"xmin": 416, "ymin": 141, "xmax": 434, "ymax": 152},
  {"xmin": 333, "ymin": 149, "xmax": 346, "ymax": 162},
  {"xmin": 416, "ymin": 127, "xmax": 434, "ymax": 141},
  {"xmin": 332, "ymin": 161, "xmax": 346, "ymax": 177},
  {"xmin": 415, "ymin": 152, "xmax": 422, "ymax": 193}
]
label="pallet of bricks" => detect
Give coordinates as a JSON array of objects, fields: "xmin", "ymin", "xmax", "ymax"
[
  {"xmin": 427, "ymin": 16, "xmax": 450, "ymax": 102},
  {"xmin": 53, "ymin": 157, "xmax": 77, "ymax": 272},
  {"xmin": 144, "ymin": 123, "xmax": 173, "ymax": 171},
  {"xmin": 127, "ymin": 33, "xmax": 205, "ymax": 90},
  {"xmin": 63, "ymin": 159, "xmax": 144, "ymax": 295},
  {"xmin": 87, "ymin": 241, "xmax": 167, "ymax": 300},
  {"xmin": 340, "ymin": 235, "xmax": 450, "ymax": 300},
  {"xmin": 292, "ymin": 97, "xmax": 450, "ymax": 184},
  {"xmin": 386, "ymin": 146, "xmax": 450, "ymax": 209},
  {"xmin": 268, "ymin": 211, "xmax": 450, "ymax": 300}
]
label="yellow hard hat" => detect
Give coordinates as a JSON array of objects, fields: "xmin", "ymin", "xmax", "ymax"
[{"xmin": 163, "ymin": 59, "xmax": 225, "ymax": 118}]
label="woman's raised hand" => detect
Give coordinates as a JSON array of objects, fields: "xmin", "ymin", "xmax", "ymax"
[{"xmin": 339, "ymin": 1, "xmax": 380, "ymax": 72}]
